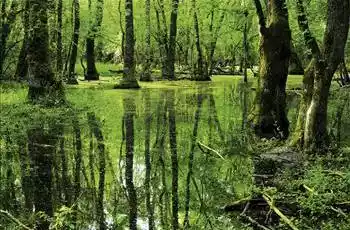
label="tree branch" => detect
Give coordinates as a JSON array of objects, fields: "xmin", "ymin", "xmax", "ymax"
[{"xmin": 253, "ymin": 0, "xmax": 266, "ymax": 34}]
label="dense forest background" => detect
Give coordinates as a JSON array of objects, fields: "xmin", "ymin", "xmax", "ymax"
[{"xmin": 1, "ymin": 0, "xmax": 350, "ymax": 229}]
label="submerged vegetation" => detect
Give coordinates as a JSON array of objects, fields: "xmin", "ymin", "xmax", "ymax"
[{"xmin": 1, "ymin": 0, "xmax": 350, "ymax": 229}]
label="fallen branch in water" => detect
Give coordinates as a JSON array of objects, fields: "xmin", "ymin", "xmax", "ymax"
[
  {"xmin": 197, "ymin": 141, "xmax": 225, "ymax": 160},
  {"xmin": 0, "ymin": 209, "xmax": 33, "ymax": 230}
]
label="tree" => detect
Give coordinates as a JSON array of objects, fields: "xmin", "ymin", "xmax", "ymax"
[
  {"xmin": 85, "ymin": 0, "xmax": 104, "ymax": 81},
  {"xmin": 139, "ymin": 0, "xmax": 152, "ymax": 81},
  {"xmin": 251, "ymin": 0, "xmax": 291, "ymax": 140},
  {"xmin": 27, "ymin": 0, "xmax": 64, "ymax": 104},
  {"xmin": 164, "ymin": 0, "xmax": 180, "ymax": 80},
  {"xmin": 56, "ymin": 0, "xmax": 63, "ymax": 76},
  {"xmin": 114, "ymin": 0, "xmax": 140, "ymax": 88},
  {"xmin": 66, "ymin": 0, "xmax": 80, "ymax": 84},
  {"xmin": 293, "ymin": 0, "xmax": 349, "ymax": 151}
]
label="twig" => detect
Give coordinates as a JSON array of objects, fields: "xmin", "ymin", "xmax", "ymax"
[
  {"xmin": 239, "ymin": 214, "xmax": 271, "ymax": 230},
  {"xmin": 0, "ymin": 210, "xmax": 33, "ymax": 230},
  {"xmin": 197, "ymin": 141, "xmax": 225, "ymax": 160},
  {"xmin": 262, "ymin": 194, "xmax": 299, "ymax": 230}
]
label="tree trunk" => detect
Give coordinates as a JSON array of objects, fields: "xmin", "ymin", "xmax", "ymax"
[
  {"xmin": 164, "ymin": 0, "xmax": 180, "ymax": 80},
  {"xmin": 67, "ymin": 0, "xmax": 80, "ymax": 85},
  {"xmin": 295, "ymin": 0, "xmax": 349, "ymax": 151},
  {"xmin": 115, "ymin": 0, "xmax": 140, "ymax": 88},
  {"xmin": 14, "ymin": 0, "xmax": 30, "ymax": 80},
  {"xmin": 56, "ymin": 0, "xmax": 63, "ymax": 76},
  {"xmin": 85, "ymin": 0, "xmax": 104, "ymax": 81},
  {"xmin": 27, "ymin": 0, "xmax": 64, "ymax": 103},
  {"xmin": 191, "ymin": 0, "xmax": 209, "ymax": 81},
  {"xmin": 140, "ymin": 0, "xmax": 152, "ymax": 81},
  {"xmin": 252, "ymin": 0, "xmax": 291, "ymax": 140},
  {"xmin": 123, "ymin": 97, "xmax": 138, "ymax": 230}
]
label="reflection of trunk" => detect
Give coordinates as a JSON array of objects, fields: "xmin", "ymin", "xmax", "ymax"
[
  {"xmin": 155, "ymin": 94, "xmax": 169, "ymax": 228},
  {"xmin": 115, "ymin": 0, "xmax": 140, "ymax": 88},
  {"xmin": 167, "ymin": 90, "xmax": 179, "ymax": 230},
  {"xmin": 252, "ymin": 0, "xmax": 291, "ymax": 140},
  {"xmin": 15, "ymin": 0, "xmax": 29, "ymax": 80},
  {"xmin": 164, "ymin": 0, "xmax": 180, "ymax": 80},
  {"xmin": 18, "ymin": 138, "xmax": 33, "ymax": 211},
  {"xmin": 89, "ymin": 130, "xmax": 96, "ymax": 204},
  {"xmin": 59, "ymin": 130, "xmax": 72, "ymax": 205},
  {"xmin": 294, "ymin": 0, "xmax": 349, "ymax": 151},
  {"xmin": 209, "ymin": 94, "xmax": 225, "ymax": 142},
  {"xmin": 123, "ymin": 98, "xmax": 138, "ymax": 230},
  {"xmin": 144, "ymin": 91, "xmax": 155, "ymax": 229},
  {"xmin": 88, "ymin": 113, "xmax": 106, "ymax": 230},
  {"xmin": 28, "ymin": 124, "xmax": 57, "ymax": 229},
  {"xmin": 73, "ymin": 119, "xmax": 82, "ymax": 225},
  {"xmin": 67, "ymin": 0, "xmax": 80, "ymax": 84},
  {"xmin": 140, "ymin": 0, "xmax": 152, "ymax": 81},
  {"xmin": 183, "ymin": 92, "xmax": 204, "ymax": 228}
]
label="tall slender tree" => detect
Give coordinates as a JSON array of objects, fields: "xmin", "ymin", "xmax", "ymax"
[
  {"xmin": 140, "ymin": 0, "xmax": 152, "ymax": 81},
  {"xmin": 114, "ymin": 0, "xmax": 140, "ymax": 88},
  {"xmin": 66, "ymin": 0, "xmax": 80, "ymax": 84}
]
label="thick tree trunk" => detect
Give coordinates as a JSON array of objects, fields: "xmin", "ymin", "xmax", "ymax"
[
  {"xmin": 115, "ymin": 0, "xmax": 140, "ymax": 88},
  {"xmin": 27, "ymin": 0, "xmax": 64, "ymax": 103},
  {"xmin": 295, "ymin": 0, "xmax": 349, "ymax": 151},
  {"xmin": 67, "ymin": 0, "xmax": 80, "ymax": 85},
  {"xmin": 252, "ymin": 0, "xmax": 291, "ymax": 140}
]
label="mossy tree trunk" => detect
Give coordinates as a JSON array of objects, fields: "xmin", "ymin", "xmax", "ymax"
[
  {"xmin": 115, "ymin": 0, "xmax": 140, "ymax": 88},
  {"xmin": 252, "ymin": 0, "xmax": 291, "ymax": 140},
  {"xmin": 85, "ymin": 0, "xmax": 104, "ymax": 81},
  {"xmin": 27, "ymin": 0, "xmax": 64, "ymax": 104},
  {"xmin": 294, "ymin": 0, "xmax": 349, "ymax": 151}
]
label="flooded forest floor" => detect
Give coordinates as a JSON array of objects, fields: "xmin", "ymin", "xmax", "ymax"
[{"xmin": 1, "ymin": 76, "xmax": 350, "ymax": 229}]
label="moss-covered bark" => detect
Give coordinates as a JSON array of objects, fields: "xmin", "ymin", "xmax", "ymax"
[
  {"xmin": 252, "ymin": 0, "xmax": 291, "ymax": 139},
  {"xmin": 27, "ymin": 0, "xmax": 64, "ymax": 104}
]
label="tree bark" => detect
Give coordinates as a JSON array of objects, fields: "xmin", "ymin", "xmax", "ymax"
[
  {"xmin": 67, "ymin": 0, "xmax": 80, "ymax": 85},
  {"xmin": 115, "ymin": 0, "xmax": 140, "ymax": 88},
  {"xmin": 164, "ymin": 0, "xmax": 180, "ymax": 80},
  {"xmin": 85, "ymin": 0, "xmax": 104, "ymax": 81},
  {"xmin": 56, "ymin": 0, "xmax": 63, "ymax": 76},
  {"xmin": 295, "ymin": 0, "xmax": 349, "ymax": 151},
  {"xmin": 140, "ymin": 0, "xmax": 152, "ymax": 81},
  {"xmin": 15, "ymin": 0, "xmax": 29, "ymax": 80},
  {"xmin": 27, "ymin": 0, "xmax": 64, "ymax": 103},
  {"xmin": 252, "ymin": 0, "xmax": 291, "ymax": 140}
]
